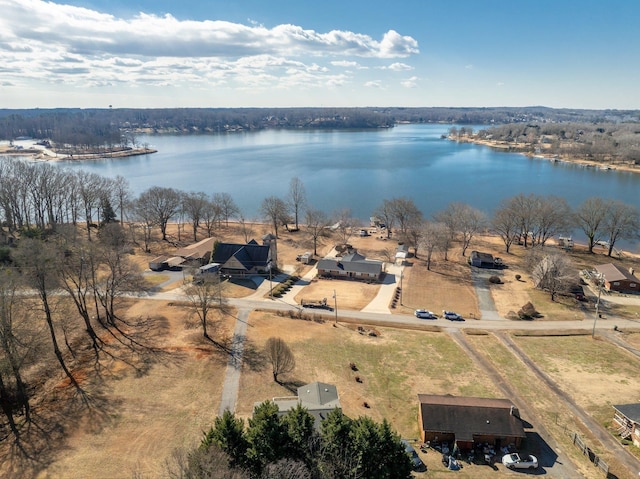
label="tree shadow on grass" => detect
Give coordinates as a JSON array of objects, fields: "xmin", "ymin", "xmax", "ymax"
[
  {"xmin": 0, "ymin": 376, "xmax": 121, "ymax": 479},
  {"xmin": 278, "ymin": 378, "xmax": 307, "ymax": 394},
  {"xmin": 240, "ymin": 342, "xmax": 266, "ymax": 372}
]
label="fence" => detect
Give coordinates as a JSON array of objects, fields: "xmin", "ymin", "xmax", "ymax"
[{"xmin": 570, "ymin": 432, "xmax": 610, "ymax": 476}]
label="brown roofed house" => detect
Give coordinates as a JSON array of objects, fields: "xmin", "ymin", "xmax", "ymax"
[
  {"xmin": 594, "ymin": 263, "xmax": 639, "ymax": 294},
  {"xmin": 418, "ymin": 394, "xmax": 526, "ymax": 450}
]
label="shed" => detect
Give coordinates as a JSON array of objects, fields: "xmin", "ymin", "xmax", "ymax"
[{"xmin": 469, "ymin": 251, "xmax": 496, "ymax": 268}]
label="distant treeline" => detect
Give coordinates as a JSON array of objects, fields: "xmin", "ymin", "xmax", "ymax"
[
  {"xmin": 460, "ymin": 121, "xmax": 640, "ymax": 165},
  {"xmin": 1, "ymin": 106, "xmax": 639, "ymax": 147}
]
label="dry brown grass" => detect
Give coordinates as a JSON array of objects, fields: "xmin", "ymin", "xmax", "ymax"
[
  {"xmin": 398, "ymin": 252, "xmax": 480, "ymax": 319},
  {"xmin": 293, "ymin": 278, "xmax": 379, "ymax": 310}
]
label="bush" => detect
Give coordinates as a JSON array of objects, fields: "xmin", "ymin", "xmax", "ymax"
[
  {"xmin": 517, "ymin": 301, "xmax": 540, "ymax": 320},
  {"xmin": 515, "ymin": 274, "xmax": 522, "ymax": 281},
  {"xmin": 489, "ymin": 275, "xmax": 502, "ymax": 284}
]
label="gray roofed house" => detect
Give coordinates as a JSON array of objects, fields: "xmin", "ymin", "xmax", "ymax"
[
  {"xmin": 267, "ymin": 382, "xmax": 341, "ymax": 429},
  {"xmin": 212, "ymin": 239, "xmax": 272, "ymax": 276},
  {"xmin": 317, "ymin": 248, "xmax": 383, "ymax": 281},
  {"xmin": 418, "ymin": 394, "xmax": 526, "ymax": 449}
]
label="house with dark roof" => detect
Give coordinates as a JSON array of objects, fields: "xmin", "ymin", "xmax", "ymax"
[
  {"xmin": 268, "ymin": 382, "xmax": 341, "ymax": 429},
  {"xmin": 212, "ymin": 238, "xmax": 273, "ymax": 276},
  {"xmin": 317, "ymin": 248, "xmax": 383, "ymax": 281},
  {"xmin": 594, "ymin": 263, "xmax": 639, "ymax": 294},
  {"xmin": 613, "ymin": 403, "xmax": 640, "ymax": 446},
  {"xmin": 417, "ymin": 394, "xmax": 526, "ymax": 450}
]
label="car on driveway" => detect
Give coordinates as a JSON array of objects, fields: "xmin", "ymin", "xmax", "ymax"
[
  {"xmin": 443, "ymin": 310, "xmax": 464, "ymax": 321},
  {"xmin": 502, "ymin": 453, "xmax": 538, "ymax": 470},
  {"xmin": 402, "ymin": 440, "xmax": 426, "ymax": 472},
  {"xmin": 414, "ymin": 309, "xmax": 437, "ymax": 319}
]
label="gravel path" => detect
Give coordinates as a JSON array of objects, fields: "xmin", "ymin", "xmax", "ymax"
[
  {"xmin": 471, "ymin": 268, "xmax": 502, "ymax": 320},
  {"xmin": 218, "ymin": 308, "xmax": 250, "ymax": 415}
]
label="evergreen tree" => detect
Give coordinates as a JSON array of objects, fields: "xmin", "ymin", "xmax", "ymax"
[
  {"xmin": 100, "ymin": 196, "xmax": 117, "ymax": 226},
  {"xmin": 203, "ymin": 409, "xmax": 248, "ymax": 469},
  {"xmin": 282, "ymin": 403, "xmax": 316, "ymax": 465},
  {"xmin": 245, "ymin": 401, "xmax": 288, "ymax": 475}
]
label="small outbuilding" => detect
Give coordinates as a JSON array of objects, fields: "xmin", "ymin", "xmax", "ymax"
[{"xmin": 469, "ymin": 251, "xmax": 499, "ymax": 268}]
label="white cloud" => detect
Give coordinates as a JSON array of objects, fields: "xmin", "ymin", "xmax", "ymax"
[
  {"xmin": 384, "ymin": 62, "xmax": 413, "ymax": 71},
  {"xmin": 465, "ymin": 64, "xmax": 473, "ymax": 70},
  {"xmin": 364, "ymin": 80, "xmax": 384, "ymax": 88},
  {"xmin": 0, "ymin": 0, "xmax": 419, "ymax": 105},
  {"xmin": 401, "ymin": 76, "xmax": 418, "ymax": 88}
]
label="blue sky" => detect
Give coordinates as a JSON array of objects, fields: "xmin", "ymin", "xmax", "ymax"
[{"xmin": 1, "ymin": 0, "xmax": 638, "ymax": 109}]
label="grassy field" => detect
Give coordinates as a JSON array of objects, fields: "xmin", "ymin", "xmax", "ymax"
[
  {"xmin": 236, "ymin": 311, "xmax": 500, "ymax": 438},
  {"xmin": 467, "ymin": 332, "xmax": 640, "ymax": 479}
]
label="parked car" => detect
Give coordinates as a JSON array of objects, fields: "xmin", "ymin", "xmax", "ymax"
[
  {"xmin": 502, "ymin": 453, "xmax": 538, "ymax": 470},
  {"xmin": 443, "ymin": 310, "xmax": 464, "ymax": 321},
  {"xmin": 414, "ymin": 309, "xmax": 437, "ymax": 319},
  {"xmin": 402, "ymin": 440, "xmax": 427, "ymax": 472}
]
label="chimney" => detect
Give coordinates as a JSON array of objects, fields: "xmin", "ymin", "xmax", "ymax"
[
  {"xmin": 510, "ymin": 405, "xmax": 520, "ymax": 418},
  {"xmin": 630, "ymin": 267, "xmax": 635, "ymax": 277}
]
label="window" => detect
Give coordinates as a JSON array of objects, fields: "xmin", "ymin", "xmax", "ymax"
[
  {"xmin": 613, "ymin": 282, "xmax": 620, "ymax": 286},
  {"xmin": 631, "ymin": 283, "xmax": 637, "ymax": 288}
]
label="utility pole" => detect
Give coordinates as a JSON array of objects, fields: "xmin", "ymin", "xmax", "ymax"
[
  {"xmin": 269, "ymin": 267, "xmax": 273, "ymax": 299},
  {"xmin": 592, "ymin": 273, "xmax": 604, "ymax": 339},
  {"xmin": 399, "ymin": 270, "xmax": 403, "ymax": 306},
  {"xmin": 333, "ymin": 290, "xmax": 338, "ymax": 325}
]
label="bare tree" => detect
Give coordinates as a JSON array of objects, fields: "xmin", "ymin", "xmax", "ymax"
[
  {"xmin": 95, "ymin": 224, "xmax": 143, "ymax": 325},
  {"xmin": 287, "ymin": 177, "xmax": 307, "ymax": 230},
  {"xmin": 237, "ymin": 213, "xmax": 255, "ymax": 244},
  {"xmin": 55, "ymin": 228, "xmax": 102, "ymax": 350},
  {"xmin": 265, "ymin": 337, "xmax": 295, "ymax": 383},
  {"xmin": 390, "ymin": 197, "xmax": 422, "ymax": 239},
  {"xmin": 260, "ymin": 196, "xmax": 289, "ymax": 238},
  {"xmin": 184, "ymin": 276, "xmax": 225, "ymax": 339},
  {"xmin": 136, "ymin": 186, "xmax": 182, "ymax": 241},
  {"xmin": 419, "ymin": 221, "xmax": 448, "ymax": 270},
  {"xmin": 113, "ymin": 175, "xmax": 131, "ymax": 225},
  {"xmin": 213, "ymin": 192, "xmax": 240, "ymax": 228},
  {"xmin": 529, "ymin": 250, "xmax": 575, "ymax": 301},
  {"xmin": 574, "ymin": 197, "xmax": 609, "ymax": 253},
  {"xmin": 373, "ymin": 199, "xmax": 395, "ymax": 239},
  {"xmin": 602, "ymin": 200, "xmax": 640, "ymax": 257},
  {"xmin": 12, "ymin": 238, "xmax": 79, "ymax": 389},
  {"xmin": 333, "ymin": 209, "xmax": 357, "ymax": 246},
  {"xmin": 435, "ymin": 202, "xmax": 486, "ymax": 256},
  {"xmin": 0, "ymin": 268, "xmax": 33, "ymax": 429},
  {"xmin": 304, "ymin": 208, "xmax": 331, "ymax": 255},
  {"xmin": 182, "ymin": 191, "xmax": 210, "ymax": 242},
  {"xmin": 492, "ymin": 200, "xmax": 522, "ymax": 253},
  {"xmin": 532, "ymin": 196, "xmax": 572, "ymax": 247}
]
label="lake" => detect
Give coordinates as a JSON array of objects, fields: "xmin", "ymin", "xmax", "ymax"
[{"xmin": 50, "ymin": 124, "xmax": 639, "ymax": 246}]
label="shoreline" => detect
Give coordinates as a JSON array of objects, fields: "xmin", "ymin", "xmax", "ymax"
[
  {"xmin": 452, "ymin": 136, "xmax": 640, "ymax": 175},
  {"xmin": 0, "ymin": 145, "xmax": 157, "ymax": 161}
]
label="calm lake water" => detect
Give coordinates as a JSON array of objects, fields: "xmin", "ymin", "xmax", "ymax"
[{"xmin": 50, "ymin": 124, "xmax": 639, "ymax": 246}]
